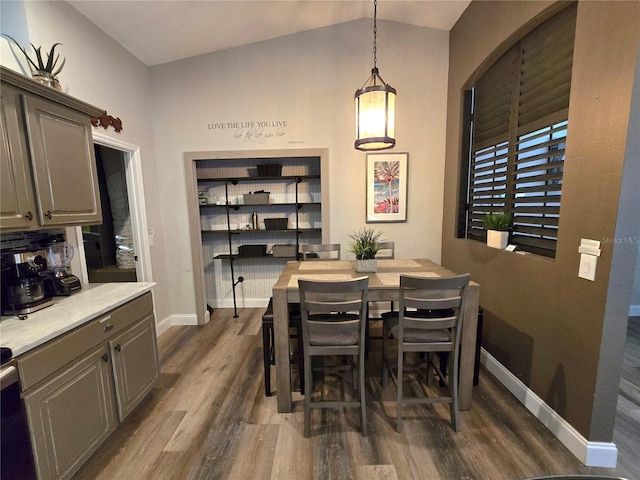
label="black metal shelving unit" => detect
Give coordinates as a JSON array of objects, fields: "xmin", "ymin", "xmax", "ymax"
[{"xmin": 198, "ymin": 173, "xmax": 321, "ymax": 317}]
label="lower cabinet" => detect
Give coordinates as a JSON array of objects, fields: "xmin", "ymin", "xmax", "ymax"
[
  {"xmin": 19, "ymin": 294, "xmax": 159, "ymax": 480},
  {"xmin": 110, "ymin": 314, "xmax": 159, "ymax": 421},
  {"xmin": 23, "ymin": 345, "xmax": 117, "ymax": 480}
]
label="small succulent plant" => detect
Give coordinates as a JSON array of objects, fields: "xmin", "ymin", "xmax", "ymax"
[
  {"xmin": 2, "ymin": 34, "xmax": 66, "ymax": 76},
  {"xmin": 482, "ymin": 212, "xmax": 512, "ymax": 231}
]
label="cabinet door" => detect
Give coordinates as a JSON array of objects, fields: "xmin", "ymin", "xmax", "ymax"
[
  {"xmin": 0, "ymin": 84, "xmax": 38, "ymax": 230},
  {"xmin": 21, "ymin": 94, "xmax": 102, "ymax": 226},
  {"xmin": 23, "ymin": 345, "xmax": 117, "ymax": 480},
  {"xmin": 110, "ymin": 314, "xmax": 159, "ymax": 421}
]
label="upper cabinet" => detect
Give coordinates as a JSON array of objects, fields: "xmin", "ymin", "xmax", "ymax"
[{"xmin": 0, "ymin": 66, "xmax": 104, "ymax": 231}]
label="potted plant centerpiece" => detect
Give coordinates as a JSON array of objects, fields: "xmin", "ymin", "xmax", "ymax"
[
  {"xmin": 348, "ymin": 227, "xmax": 384, "ymax": 273},
  {"xmin": 2, "ymin": 34, "xmax": 65, "ymax": 91},
  {"xmin": 482, "ymin": 212, "xmax": 512, "ymax": 249}
]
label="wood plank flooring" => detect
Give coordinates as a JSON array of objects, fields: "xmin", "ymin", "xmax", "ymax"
[
  {"xmin": 614, "ymin": 316, "xmax": 640, "ymax": 477},
  {"xmin": 72, "ymin": 309, "xmax": 639, "ymax": 480}
]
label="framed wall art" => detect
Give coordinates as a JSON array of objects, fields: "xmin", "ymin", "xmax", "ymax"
[{"xmin": 366, "ymin": 152, "xmax": 408, "ymax": 223}]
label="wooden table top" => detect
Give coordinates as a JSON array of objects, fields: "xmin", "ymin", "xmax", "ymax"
[{"xmin": 274, "ymin": 258, "xmax": 476, "ymax": 297}]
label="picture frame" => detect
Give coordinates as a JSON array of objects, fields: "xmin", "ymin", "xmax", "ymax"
[{"xmin": 366, "ymin": 152, "xmax": 408, "ymax": 223}]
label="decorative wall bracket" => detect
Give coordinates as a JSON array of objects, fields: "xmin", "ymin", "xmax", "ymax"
[{"xmin": 91, "ymin": 111, "xmax": 123, "ymax": 132}]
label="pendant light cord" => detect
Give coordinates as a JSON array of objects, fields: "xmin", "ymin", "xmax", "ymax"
[{"xmin": 373, "ymin": 0, "xmax": 377, "ymax": 69}]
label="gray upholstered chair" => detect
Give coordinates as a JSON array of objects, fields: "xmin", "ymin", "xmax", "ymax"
[
  {"xmin": 300, "ymin": 243, "xmax": 341, "ymax": 261},
  {"xmin": 262, "ymin": 298, "xmax": 304, "ymax": 396},
  {"xmin": 376, "ymin": 241, "xmax": 395, "ymax": 260},
  {"xmin": 381, "ymin": 273, "xmax": 471, "ymax": 432},
  {"xmin": 298, "ymin": 276, "xmax": 369, "ymax": 437}
]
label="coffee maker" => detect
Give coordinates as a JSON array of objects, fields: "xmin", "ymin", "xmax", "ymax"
[
  {"xmin": 1, "ymin": 250, "xmax": 54, "ymax": 315},
  {"xmin": 42, "ymin": 235, "xmax": 81, "ymax": 296}
]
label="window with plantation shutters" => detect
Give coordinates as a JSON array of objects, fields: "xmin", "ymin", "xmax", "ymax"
[{"xmin": 461, "ymin": 3, "xmax": 577, "ymax": 257}]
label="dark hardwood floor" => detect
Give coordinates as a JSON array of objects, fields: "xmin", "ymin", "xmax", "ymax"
[
  {"xmin": 614, "ymin": 316, "xmax": 640, "ymax": 477},
  {"xmin": 72, "ymin": 309, "xmax": 639, "ymax": 480}
]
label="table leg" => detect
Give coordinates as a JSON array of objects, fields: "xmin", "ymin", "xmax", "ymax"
[
  {"xmin": 459, "ymin": 284, "xmax": 479, "ymax": 410},
  {"xmin": 273, "ymin": 288, "xmax": 292, "ymax": 413}
]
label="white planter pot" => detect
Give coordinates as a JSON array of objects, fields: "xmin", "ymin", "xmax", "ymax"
[
  {"xmin": 487, "ymin": 230, "xmax": 509, "ymax": 249},
  {"xmin": 355, "ymin": 259, "xmax": 377, "ymax": 273}
]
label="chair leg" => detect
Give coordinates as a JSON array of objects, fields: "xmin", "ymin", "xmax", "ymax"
[
  {"xmin": 451, "ymin": 350, "xmax": 460, "ymax": 432},
  {"xmin": 364, "ymin": 317, "xmax": 371, "ymax": 358},
  {"xmin": 426, "ymin": 352, "xmax": 435, "ymax": 386},
  {"xmin": 262, "ymin": 321, "xmax": 272, "ymax": 397},
  {"xmin": 359, "ymin": 352, "xmax": 367, "ymax": 436},
  {"xmin": 304, "ymin": 354, "xmax": 313, "ymax": 438},
  {"xmin": 396, "ymin": 348, "xmax": 403, "ymax": 433},
  {"xmin": 296, "ymin": 324, "xmax": 305, "ymax": 395},
  {"xmin": 381, "ymin": 323, "xmax": 389, "ymax": 387}
]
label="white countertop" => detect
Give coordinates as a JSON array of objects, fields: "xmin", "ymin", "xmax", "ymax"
[{"xmin": 0, "ymin": 282, "xmax": 155, "ymax": 357}]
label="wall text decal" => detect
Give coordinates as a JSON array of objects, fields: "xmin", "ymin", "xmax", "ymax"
[{"xmin": 208, "ymin": 120, "xmax": 287, "ymax": 144}]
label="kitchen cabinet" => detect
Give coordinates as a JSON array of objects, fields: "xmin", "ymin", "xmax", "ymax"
[
  {"xmin": 17, "ymin": 292, "xmax": 158, "ymax": 480},
  {"xmin": 23, "ymin": 345, "xmax": 117, "ymax": 480},
  {"xmin": 0, "ymin": 66, "xmax": 103, "ymax": 230},
  {"xmin": 109, "ymin": 313, "xmax": 159, "ymax": 420}
]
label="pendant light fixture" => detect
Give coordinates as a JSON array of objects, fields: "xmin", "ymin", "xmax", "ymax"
[{"xmin": 354, "ymin": 0, "xmax": 396, "ymax": 151}]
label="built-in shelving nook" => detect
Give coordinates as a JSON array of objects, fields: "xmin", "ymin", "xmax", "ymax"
[{"xmin": 185, "ymin": 149, "xmax": 329, "ymax": 323}]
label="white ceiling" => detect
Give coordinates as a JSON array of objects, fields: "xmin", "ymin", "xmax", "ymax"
[{"xmin": 66, "ymin": 0, "xmax": 471, "ymax": 66}]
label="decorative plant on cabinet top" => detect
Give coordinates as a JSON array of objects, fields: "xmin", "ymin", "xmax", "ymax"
[{"xmin": 2, "ymin": 34, "xmax": 65, "ymax": 90}]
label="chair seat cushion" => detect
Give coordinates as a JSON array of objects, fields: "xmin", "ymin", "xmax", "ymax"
[
  {"xmin": 309, "ymin": 329, "xmax": 359, "ymax": 346},
  {"xmin": 384, "ymin": 316, "xmax": 452, "ymax": 343},
  {"xmin": 307, "ymin": 313, "xmax": 360, "ymax": 346}
]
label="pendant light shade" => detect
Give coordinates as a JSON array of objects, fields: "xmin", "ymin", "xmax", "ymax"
[{"xmin": 354, "ymin": 0, "xmax": 396, "ymax": 151}]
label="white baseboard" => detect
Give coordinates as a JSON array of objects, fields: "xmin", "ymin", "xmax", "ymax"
[
  {"xmin": 629, "ymin": 304, "xmax": 640, "ymax": 316},
  {"xmin": 480, "ymin": 348, "xmax": 618, "ymax": 468},
  {"xmin": 156, "ymin": 313, "xmax": 198, "ymax": 336}
]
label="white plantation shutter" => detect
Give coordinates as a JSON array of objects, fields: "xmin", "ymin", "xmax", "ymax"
[{"xmin": 464, "ymin": 3, "xmax": 576, "ymax": 257}]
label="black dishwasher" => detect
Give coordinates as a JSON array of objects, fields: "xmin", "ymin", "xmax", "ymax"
[{"xmin": 1, "ymin": 347, "xmax": 36, "ymax": 480}]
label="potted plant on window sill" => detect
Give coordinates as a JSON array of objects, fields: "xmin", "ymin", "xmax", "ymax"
[
  {"xmin": 349, "ymin": 227, "xmax": 384, "ymax": 272},
  {"xmin": 2, "ymin": 34, "xmax": 65, "ymax": 91},
  {"xmin": 482, "ymin": 212, "xmax": 511, "ymax": 249}
]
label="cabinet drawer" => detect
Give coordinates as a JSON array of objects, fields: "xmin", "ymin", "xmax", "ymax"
[{"xmin": 18, "ymin": 292, "xmax": 153, "ymax": 391}]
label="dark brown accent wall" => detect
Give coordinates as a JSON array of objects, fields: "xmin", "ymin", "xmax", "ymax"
[{"xmin": 443, "ymin": 1, "xmax": 640, "ymax": 440}]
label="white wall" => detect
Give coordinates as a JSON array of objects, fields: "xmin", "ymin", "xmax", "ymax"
[
  {"xmin": 149, "ymin": 19, "xmax": 450, "ymax": 316},
  {"xmin": 0, "ymin": 1, "xmax": 170, "ymax": 324},
  {"xmin": 2, "ymin": 1, "xmax": 451, "ymax": 319}
]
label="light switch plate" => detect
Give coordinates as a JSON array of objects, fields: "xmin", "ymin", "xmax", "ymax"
[{"xmin": 578, "ymin": 254, "xmax": 597, "ymax": 281}]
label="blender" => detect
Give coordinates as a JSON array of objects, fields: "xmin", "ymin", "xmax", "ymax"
[{"xmin": 43, "ymin": 235, "xmax": 82, "ymax": 296}]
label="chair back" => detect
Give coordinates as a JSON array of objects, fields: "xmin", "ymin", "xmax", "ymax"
[
  {"xmin": 398, "ymin": 273, "xmax": 470, "ymax": 345},
  {"xmin": 376, "ymin": 241, "xmax": 395, "ymax": 259},
  {"xmin": 298, "ymin": 277, "xmax": 369, "ymax": 350},
  {"xmin": 301, "ymin": 243, "xmax": 341, "ymax": 261}
]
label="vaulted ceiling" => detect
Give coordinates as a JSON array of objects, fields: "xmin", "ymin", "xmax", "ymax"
[{"xmin": 67, "ymin": 0, "xmax": 470, "ymax": 66}]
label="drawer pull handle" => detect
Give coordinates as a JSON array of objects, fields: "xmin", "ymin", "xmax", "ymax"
[
  {"xmin": 114, "ymin": 344, "xmax": 122, "ymax": 352},
  {"xmin": 104, "ymin": 325, "xmax": 113, "ymax": 331},
  {"xmin": 45, "ymin": 210, "xmax": 52, "ymax": 219},
  {"xmin": 24, "ymin": 211, "xmax": 33, "ymax": 221},
  {"xmin": 101, "ymin": 353, "xmax": 109, "ymax": 362},
  {"xmin": 100, "ymin": 315, "xmax": 112, "ymax": 323}
]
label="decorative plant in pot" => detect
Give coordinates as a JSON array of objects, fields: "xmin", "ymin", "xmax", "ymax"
[
  {"xmin": 2, "ymin": 34, "xmax": 65, "ymax": 91},
  {"xmin": 482, "ymin": 212, "xmax": 512, "ymax": 249},
  {"xmin": 348, "ymin": 227, "xmax": 384, "ymax": 273}
]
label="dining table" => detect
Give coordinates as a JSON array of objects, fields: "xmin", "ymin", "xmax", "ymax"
[{"xmin": 272, "ymin": 258, "xmax": 480, "ymax": 413}]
